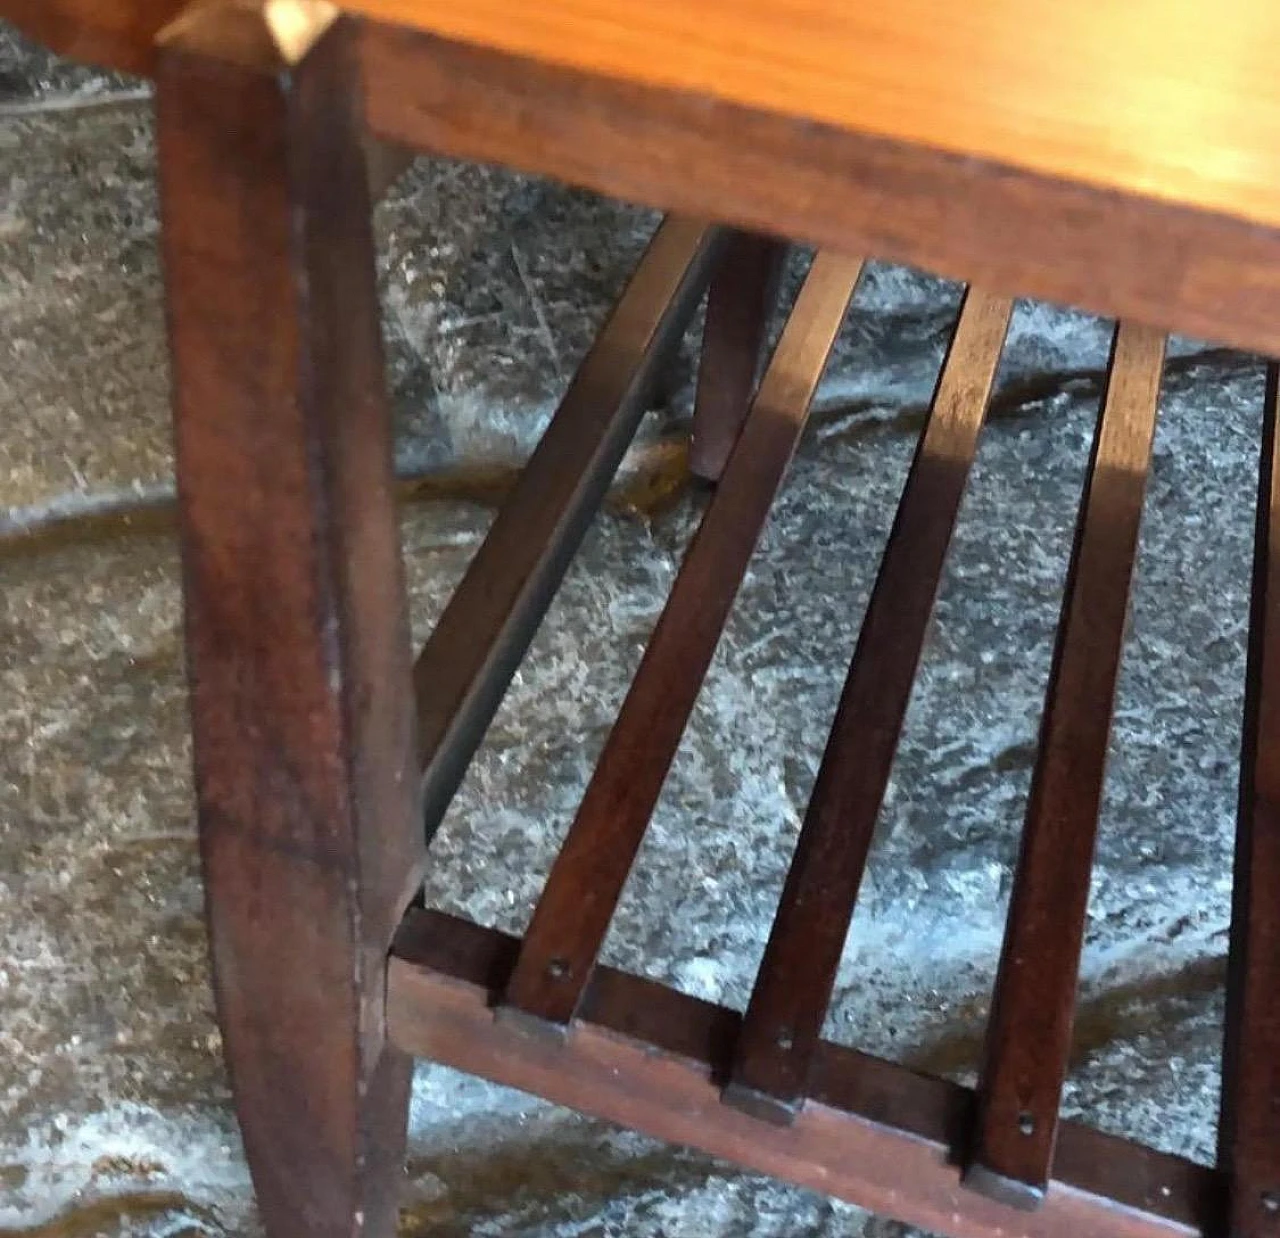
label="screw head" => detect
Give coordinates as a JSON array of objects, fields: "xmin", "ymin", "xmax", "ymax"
[
  {"xmin": 776, "ymin": 1027, "xmax": 794, "ymax": 1051},
  {"xmin": 547, "ymin": 957, "xmax": 570, "ymax": 981},
  {"xmin": 1262, "ymin": 1190, "xmax": 1280, "ymax": 1215},
  {"xmin": 1017, "ymin": 1111, "xmax": 1036, "ymax": 1137}
]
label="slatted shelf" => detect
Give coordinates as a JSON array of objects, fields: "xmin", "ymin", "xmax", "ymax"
[
  {"xmin": 389, "ymin": 907, "xmax": 1213, "ymax": 1238},
  {"xmin": 394, "ymin": 236, "xmax": 1271, "ymax": 1238},
  {"xmin": 499, "ymin": 251, "xmax": 863, "ymax": 1035}
]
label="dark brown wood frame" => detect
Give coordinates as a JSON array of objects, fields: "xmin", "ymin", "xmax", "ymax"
[{"xmin": 144, "ymin": 8, "xmax": 1280, "ymax": 1238}]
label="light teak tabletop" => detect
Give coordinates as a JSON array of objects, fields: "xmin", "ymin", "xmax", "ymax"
[{"xmin": 9, "ymin": 0, "xmax": 1280, "ymax": 231}]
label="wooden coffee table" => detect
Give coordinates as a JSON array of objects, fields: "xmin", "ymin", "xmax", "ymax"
[{"xmin": 7, "ymin": 3, "xmax": 1280, "ymax": 1237}]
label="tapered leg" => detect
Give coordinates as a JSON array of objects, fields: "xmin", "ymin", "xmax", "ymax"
[
  {"xmin": 689, "ymin": 232, "xmax": 786, "ymax": 482},
  {"xmin": 156, "ymin": 11, "xmax": 422, "ymax": 1237},
  {"xmin": 1221, "ymin": 366, "xmax": 1280, "ymax": 1238}
]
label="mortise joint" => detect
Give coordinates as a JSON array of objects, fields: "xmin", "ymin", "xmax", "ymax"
[{"xmin": 493, "ymin": 1002, "xmax": 572, "ymax": 1046}]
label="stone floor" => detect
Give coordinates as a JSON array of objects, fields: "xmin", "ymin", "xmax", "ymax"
[{"xmin": 0, "ymin": 20, "xmax": 1263, "ymax": 1237}]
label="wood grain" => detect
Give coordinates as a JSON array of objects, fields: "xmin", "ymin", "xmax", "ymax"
[
  {"xmin": 498, "ymin": 252, "xmax": 861, "ymax": 1036},
  {"xmin": 389, "ymin": 908, "xmax": 1217, "ymax": 1238},
  {"xmin": 414, "ymin": 218, "xmax": 721, "ymax": 836},
  {"xmin": 156, "ymin": 16, "xmax": 420, "ymax": 1237},
  {"xmin": 725, "ymin": 290, "xmax": 1013, "ymax": 1124},
  {"xmin": 356, "ymin": 0, "xmax": 1280, "ymax": 233},
  {"xmin": 16, "ymin": 0, "xmax": 1280, "ymax": 240},
  {"xmin": 361, "ymin": 29, "xmax": 1280, "ymax": 362},
  {"xmin": 1220, "ymin": 365, "xmax": 1280, "ymax": 1238},
  {"xmin": 16, "ymin": 6, "xmax": 1280, "ymax": 350},
  {"xmin": 969, "ymin": 324, "xmax": 1166, "ymax": 1209}
]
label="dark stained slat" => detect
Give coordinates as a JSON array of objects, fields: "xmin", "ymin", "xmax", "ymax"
[
  {"xmin": 724, "ymin": 289, "xmax": 1014, "ymax": 1123},
  {"xmin": 414, "ymin": 218, "xmax": 724, "ymax": 837},
  {"xmin": 968, "ymin": 323, "xmax": 1167, "ymax": 1209},
  {"xmin": 690, "ymin": 231, "xmax": 787, "ymax": 482},
  {"xmin": 1219, "ymin": 365, "xmax": 1280, "ymax": 1238},
  {"xmin": 388, "ymin": 907, "xmax": 1216, "ymax": 1238},
  {"xmin": 498, "ymin": 252, "xmax": 864, "ymax": 1035}
]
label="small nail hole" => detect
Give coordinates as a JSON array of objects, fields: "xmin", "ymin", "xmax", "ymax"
[{"xmin": 1017, "ymin": 1112, "xmax": 1036, "ymax": 1136}]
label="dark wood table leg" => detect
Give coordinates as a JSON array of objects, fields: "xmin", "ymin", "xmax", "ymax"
[
  {"xmin": 156, "ymin": 11, "xmax": 423, "ymax": 1237},
  {"xmin": 1220, "ymin": 364, "xmax": 1280, "ymax": 1238},
  {"xmin": 690, "ymin": 232, "xmax": 786, "ymax": 482}
]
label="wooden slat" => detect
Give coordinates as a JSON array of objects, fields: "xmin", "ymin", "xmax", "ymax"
[
  {"xmin": 724, "ymin": 289, "xmax": 1014, "ymax": 1123},
  {"xmin": 499, "ymin": 252, "xmax": 863, "ymax": 1035},
  {"xmin": 414, "ymin": 218, "xmax": 723, "ymax": 836},
  {"xmin": 690, "ymin": 231, "xmax": 787, "ymax": 482},
  {"xmin": 968, "ymin": 323, "xmax": 1167, "ymax": 1209},
  {"xmin": 1219, "ymin": 365, "xmax": 1280, "ymax": 1238},
  {"xmin": 388, "ymin": 908, "xmax": 1217, "ymax": 1238}
]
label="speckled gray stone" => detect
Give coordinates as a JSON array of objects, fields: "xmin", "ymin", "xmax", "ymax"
[
  {"xmin": 0, "ymin": 23, "xmax": 138, "ymax": 101},
  {"xmin": 0, "ymin": 99, "xmax": 654, "ymax": 526},
  {"xmin": 0, "ymin": 21, "xmax": 1261, "ymax": 1238},
  {"xmin": 4, "ymin": 86, "xmax": 1185, "ymax": 532},
  {"xmin": 0, "ymin": 103, "xmax": 169, "ymax": 520}
]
